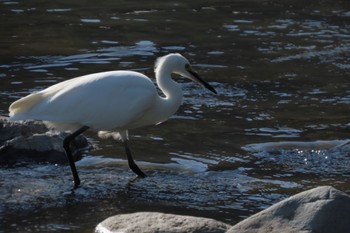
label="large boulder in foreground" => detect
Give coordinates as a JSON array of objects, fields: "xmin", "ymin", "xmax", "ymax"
[
  {"xmin": 227, "ymin": 186, "xmax": 350, "ymax": 233},
  {"xmin": 0, "ymin": 117, "xmax": 90, "ymax": 165},
  {"xmin": 95, "ymin": 212, "xmax": 232, "ymax": 233},
  {"xmin": 94, "ymin": 187, "xmax": 350, "ymax": 233}
]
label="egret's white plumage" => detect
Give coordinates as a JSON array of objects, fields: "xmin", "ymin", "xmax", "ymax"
[
  {"xmin": 10, "ymin": 71, "xmax": 159, "ymax": 138},
  {"xmin": 9, "ymin": 53, "xmax": 217, "ymax": 186}
]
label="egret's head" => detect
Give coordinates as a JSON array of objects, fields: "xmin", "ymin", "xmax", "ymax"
[{"xmin": 155, "ymin": 53, "xmax": 217, "ymax": 94}]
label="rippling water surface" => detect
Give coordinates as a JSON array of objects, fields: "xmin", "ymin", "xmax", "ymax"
[{"xmin": 1, "ymin": 0, "xmax": 350, "ymax": 232}]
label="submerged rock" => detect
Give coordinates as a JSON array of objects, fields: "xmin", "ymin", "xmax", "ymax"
[
  {"xmin": 227, "ymin": 186, "xmax": 350, "ymax": 233},
  {"xmin": 95, "ymin": 212, "xmax": 232, "ymax": 233},
  {"xmin": 0, "ymin": 117, "xmax": 90, "ymax": 165}
]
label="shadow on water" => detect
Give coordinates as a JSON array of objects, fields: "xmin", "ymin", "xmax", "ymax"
[{"xmin": 1, "ymin": 0, "xmax": 350, "ymax": 232}]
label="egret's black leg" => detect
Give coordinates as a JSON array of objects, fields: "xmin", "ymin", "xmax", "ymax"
[
  {"xmin": 123, "ymin": 140, "xmax": 146, "ymax": 178},
  {"xmin": 63, "ymin": 126, "xmax": 89, "ymax": 188}
]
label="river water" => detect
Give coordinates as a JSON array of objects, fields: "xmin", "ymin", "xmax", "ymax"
[{"xmin": 1, "ymin": 0, "xmax": 350, "ymax": 232}]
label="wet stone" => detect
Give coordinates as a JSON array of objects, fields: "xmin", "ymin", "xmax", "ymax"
[
  {"xmin": 0, "ymin": 117, "xmax": 90, "ymax": 165},
  {"xmin": 227, "ymin": 186, "xmax": 350, "ymax": 233}
]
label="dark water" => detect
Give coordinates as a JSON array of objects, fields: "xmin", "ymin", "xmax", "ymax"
[{"xmin": 1, "ymin": 0, "xmax": 350, "ymax": 232}]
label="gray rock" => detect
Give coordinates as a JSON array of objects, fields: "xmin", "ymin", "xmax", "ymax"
[
  {"xmin": 227, "ymin": 186, "xmax": 350, "ymax": 233},
  {"xmin": 0, "ymin": 117, "xmax": 90, "ymax": 165},
  {"xmin": 95, "ymin": 212, "xmax": 232, "ymax": 233}
]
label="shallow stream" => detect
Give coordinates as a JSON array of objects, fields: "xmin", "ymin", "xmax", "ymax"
[{"xmin": 1, "ymin": 0, "xmax": 350, "ymax": 232}]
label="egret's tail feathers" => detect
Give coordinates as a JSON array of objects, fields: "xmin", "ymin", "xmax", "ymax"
[{"xmin": 9, "ymin": 92, "xmax": 44, "ymax": 120}]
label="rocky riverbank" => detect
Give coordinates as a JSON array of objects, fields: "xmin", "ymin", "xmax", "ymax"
[{"xmin": 96, "ymin": 186, "xmax": 350, "ymax": 233}]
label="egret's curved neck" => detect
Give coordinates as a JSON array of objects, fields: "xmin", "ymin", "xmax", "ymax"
[{"xmin": 155, "ymin": 66, "xmax": 183, "ymax": 115}]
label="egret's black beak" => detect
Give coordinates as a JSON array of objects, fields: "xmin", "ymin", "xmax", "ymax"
[{"xmin": 187, "ymin": 68, "xmax": 217, "ymax": 94}]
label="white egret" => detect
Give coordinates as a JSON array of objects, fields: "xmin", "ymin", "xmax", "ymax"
[{"xmin": 9, "ymin": 53, "xmax": 217, "ymax": 188}]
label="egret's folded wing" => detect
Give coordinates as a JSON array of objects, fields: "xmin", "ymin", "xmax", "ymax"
[{"xmin": 9, "ymin": 71, "xmax": 157, "ymax": 131}]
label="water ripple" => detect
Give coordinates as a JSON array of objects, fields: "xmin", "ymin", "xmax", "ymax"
[{"xmin": 243, "ymin": 140, "xmax": 350, "ymax": 175}]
